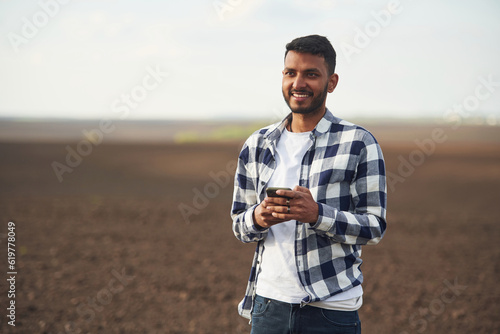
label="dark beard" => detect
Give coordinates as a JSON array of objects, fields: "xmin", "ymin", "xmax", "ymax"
[{"xmin": 283, "ymin": 83, "xmax": 329, "ymax": 115}]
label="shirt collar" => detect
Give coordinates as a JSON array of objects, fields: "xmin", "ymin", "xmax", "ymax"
[{"xmin": 264, "ymin": 108, "xmax": 339, "ymax": 141}]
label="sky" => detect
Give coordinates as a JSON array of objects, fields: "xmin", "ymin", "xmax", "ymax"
[{"xmin": 0, "ymin": 0, "xmax": 499, "ymax": 122}]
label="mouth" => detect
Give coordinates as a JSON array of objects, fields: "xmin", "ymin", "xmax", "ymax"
[{"xmin": 291, "ymin": 90, "xmax": 313, "ymax": 101}]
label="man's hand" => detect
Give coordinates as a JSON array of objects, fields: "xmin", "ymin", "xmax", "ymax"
[
  {"xmin": 253, "ymin": 197, "xmax": 288, "ymax": 229},
  {"xmin": 254, "ymin": 186, "xmax": 319, "ymax": 228}
]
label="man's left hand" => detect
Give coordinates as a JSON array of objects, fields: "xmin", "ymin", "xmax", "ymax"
[{"xmin": 266, "ymin": 185, "xmax": 319, "ymax": 224}]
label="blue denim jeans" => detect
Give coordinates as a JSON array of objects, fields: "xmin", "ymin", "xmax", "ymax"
[{"xmin": 251, "ymin": 295, "xmax": 361, "ymax": 334}]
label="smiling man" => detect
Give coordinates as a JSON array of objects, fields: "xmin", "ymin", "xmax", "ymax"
[{"xmin": 231, "ymin": 35, "xmax": 387, "ymax": 333}]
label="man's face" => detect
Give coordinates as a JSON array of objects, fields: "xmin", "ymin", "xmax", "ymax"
[{"xmin": 282, "ymin": 51, "xmax": 338, "ymax": 115}]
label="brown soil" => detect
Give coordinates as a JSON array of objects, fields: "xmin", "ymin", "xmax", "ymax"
[{"xmin": 0, "ymin": 126, "xmax": 499, "ymax": 333}]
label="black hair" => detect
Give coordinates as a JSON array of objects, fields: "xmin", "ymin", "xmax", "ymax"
[{"xmin": 285, "ymin": 35, "xmax": 337, "ymax": 75}]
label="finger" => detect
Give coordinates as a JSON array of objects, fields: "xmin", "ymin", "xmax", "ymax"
[
  {"xmin": 266, "ymin": 205, "xmax": 283, "ymax": 213},
  {"xmin": 261, "ymin": 218, "xmax": 282, "ymax": 226},
  {"xmin": 266, "ymin": 197, "xmax": 291, "ymax": 207},
  {"xmin": 265, "ymin": 197, "xmax": 282, "ymax": 205},
  {"xmin": 261, "ymin": 206, "xmax": 279, "ymax": 216},
  {"xmin": 270, "ymin": 206, "xmax": 292, "ymax": 216},
  {"xmin": 272, "ymin": 212, "xmax": 291, "ymax": 220},
  {"xmin": 262, "ymin": 213, "xmax": 289, "ymax": 224},
  {"xmin": 293, "ymin": 185, "xmax": 310, "ymax": 194},
  {"xmin": 275, "ymin": 189, "xmax": 296, "ymax": 198}
]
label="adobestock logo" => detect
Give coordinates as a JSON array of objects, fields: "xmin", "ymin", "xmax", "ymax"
[
  {"xmin": 443, "ymin": 75, "xmax": 500, "ymax": 129},
  {"xmin": 340, "ymin": 0, "xmax": 404, "ymax": 64},
  {"xmin": 178, "ymin": 160, "xmax": 237, "ymax": 224},
  {"xmin": 55, "ymin": 267, "xmax": 135, "ymax": 334},
  {"xmin": 51, "ymin": 65, "xmax": 169, "ymax": 183},
  {"xmin": 399, "ymin": 277, "xmax": 467, "ymax": 334},
  {"xmin": 110, "ymin": 65, "xmax": 169, "ymax": 120},
  {"xmin": 213, "ymin": 0, "xmax": 248, "ymax": 21},
  {"xmin": 387, "ymin": 74, "xmax": 499, "ymax": 193},
  {"xmin": 7, "ymin": 0, "xmax": 72, "ymax": 53}
]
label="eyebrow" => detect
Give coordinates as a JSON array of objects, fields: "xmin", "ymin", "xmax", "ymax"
[{"xmin": 283, "ymin": 67, "xmax": 321, "ymax": 73}]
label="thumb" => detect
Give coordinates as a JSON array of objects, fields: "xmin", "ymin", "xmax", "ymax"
[{"xmin": 293, "ymin": 185, "xmax": 310, "ymax": 194}]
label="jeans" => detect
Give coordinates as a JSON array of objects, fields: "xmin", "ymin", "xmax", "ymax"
[{"xmin": 251, "ymin": 295, "xmax": 361, "ymax": 334}]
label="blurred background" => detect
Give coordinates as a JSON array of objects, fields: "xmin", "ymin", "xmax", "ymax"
[
  {"xmin": 0, "ymin": 1, "xmax": 499, "ymax": 333},
  {"xmin": 1, "ymin": 0, "xmax": 500, "ymax": 122}
]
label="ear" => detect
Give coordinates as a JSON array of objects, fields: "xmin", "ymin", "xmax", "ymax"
[{"xmin": 328, "ymin": 73, "xmax": 339, "ymax": 93}]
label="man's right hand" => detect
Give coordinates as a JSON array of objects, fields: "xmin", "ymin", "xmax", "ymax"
[{"xmin": 253, "ymin": 197, "xmax": 289, "ymax": 229}]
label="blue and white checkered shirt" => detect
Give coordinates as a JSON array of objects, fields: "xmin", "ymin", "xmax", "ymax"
[{"xmin": 231, "ymin": 109, "xmax": 387, "ymax": 319}]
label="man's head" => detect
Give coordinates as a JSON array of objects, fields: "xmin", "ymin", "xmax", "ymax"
[
  {"xmin": 285, "ymin": 35, "xmax": 336, "ymax": 76},
  {"xmin": 282, "ymin": 35, "xmax": 338, "ymax": 116}
]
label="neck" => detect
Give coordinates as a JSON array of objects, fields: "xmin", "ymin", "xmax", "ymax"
[{"xmin": 288, "ymin": 108, "xmax": 325, "ymax": 133}]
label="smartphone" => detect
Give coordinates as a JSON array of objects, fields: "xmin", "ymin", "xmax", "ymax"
[{"xmin": 266, "ymin": 187, "xmax": 292, "ymax": 198}]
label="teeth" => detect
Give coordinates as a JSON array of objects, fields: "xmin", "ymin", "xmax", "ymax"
[{"xmin": 293, "ymin": 94, "xmax": 309, "ymax": 98}]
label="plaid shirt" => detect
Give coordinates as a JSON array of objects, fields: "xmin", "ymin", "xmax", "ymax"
[{"xmin": 231, "ymin": 109, "xmax": 387, "ymax": 319}]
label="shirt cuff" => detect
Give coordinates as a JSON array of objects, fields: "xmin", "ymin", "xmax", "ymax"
[
  {"xmin": 310, "ymin": 202, "xmax": 337, "ymax": 234},
  {"xmin": 245, "ymin": 204, "xmax": 268, "ymax": 232}
]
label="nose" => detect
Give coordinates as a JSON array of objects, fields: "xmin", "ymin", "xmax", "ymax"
[{"xmin": 292, "ymin": 73, "xmax": 307, "ymax": 90}]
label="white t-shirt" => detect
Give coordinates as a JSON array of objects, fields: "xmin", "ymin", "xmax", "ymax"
[{"xmin": 255, "ymin": 128, "xmax": 363, "ymax": 310}]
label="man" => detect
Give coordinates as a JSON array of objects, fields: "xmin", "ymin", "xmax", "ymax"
[{"xmin": 231, "ymin": 35, "xmax": 387, "ymax": 333}]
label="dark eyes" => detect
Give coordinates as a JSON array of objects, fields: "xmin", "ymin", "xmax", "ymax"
[{"xmin": 283, "ymin": 72, "xmax": 319, "ymax": 77}]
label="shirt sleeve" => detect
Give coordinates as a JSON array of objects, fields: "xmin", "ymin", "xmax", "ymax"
[
  {"xmin": 311, "ymin": 132, "xmax": 387, "ymax": 245},
  {"xmin": 231, "ymin": 142, "xmax": 269, "ymax": 243}
]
